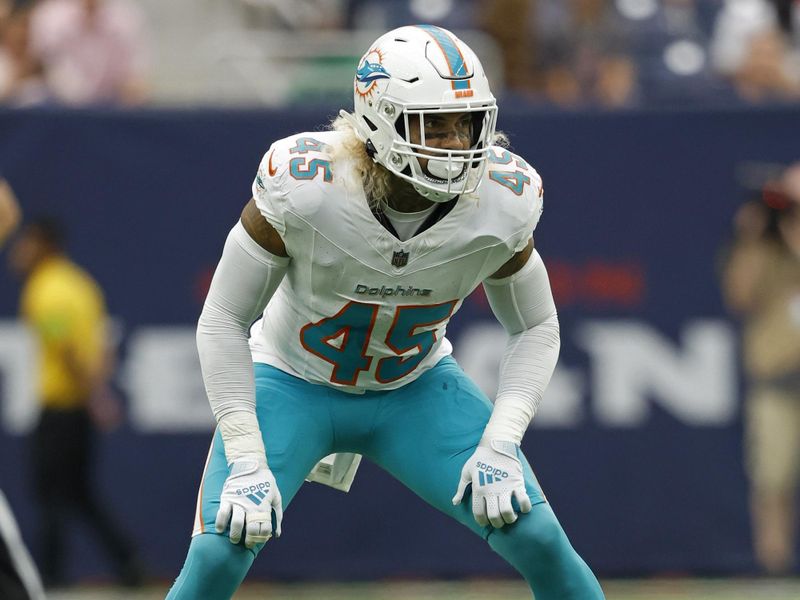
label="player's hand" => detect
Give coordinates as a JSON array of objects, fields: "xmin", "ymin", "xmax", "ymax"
[
  {"xmin": 452, "ymin": 439, "xmax": 532, "ymax": 528},
  {"xmin": 215, "ymin": 455, "xmax": 282, "ymax": 548}
]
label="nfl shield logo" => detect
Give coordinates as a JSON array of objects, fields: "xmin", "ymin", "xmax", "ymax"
[{"xmin": 391, "ymin": 249, "xmax": 409, "ymax": 267}]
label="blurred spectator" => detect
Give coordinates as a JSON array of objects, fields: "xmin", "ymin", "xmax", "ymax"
[
  {"xmin": 769, "ymin": 0, "xmax": 799, "ymax": 36},
  {"xmin": 29, "ymin": 0, "xmax": 148, "ymax": 106},
  {"xmin": 0, "ymin": 5, "xmax": 49, "ymax": 106},
  {"xmin": 7, "ymin": 217, "xmax": 142, "ymax": 588},
  {"xmin": 712, "ymin": 0, "xmax": 778, "ymax": 73},
  {"xmin": 0, "ymin": 0, "xmax": 14, "ymax": 24},
  {"xmin": 722, "ymin": 162, "xmax": 800, "ymax": 574},
  {"xmin": 0, "ymin": 0, "xmax": 9, "ymax": 29},
  {"xmin": 242, "ymin": 0, "xmax": 346, "ymax": 30},
  {"xmin": 711, "ymin": 0, "xmax": 800, "ymax": 102},
  {"xmin": 478, "ymin": 0, "xmax": 536, "ymax": 93},
  {"xmin": 347, "ymin": 0, "xmax": 477, "ymax": 31},
  {"xmin": 593, "ymin": 53, "xmax": 639, "ymax": 108},
  {"xmin": 528, "ymin": 0, "xmax": 642, "ymax": 108},
  {"xmin": 733, "ymin": 27, "xmax": 800, "ymax": 101}
]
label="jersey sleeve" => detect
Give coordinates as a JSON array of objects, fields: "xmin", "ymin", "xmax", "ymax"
[
  {"xmin": 252, "ymin": 139, "xmax": 292, "ymax": 237},
  {"xmin": 497, "ymin": 152, "xmax": 544, "ymax": 255},
  {"xmin": 251, "ymin": 133, "xmax": 336, "ymax": 257}
]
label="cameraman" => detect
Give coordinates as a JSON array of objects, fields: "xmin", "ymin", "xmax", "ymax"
[{"xmin": 723, "ymin": 162, "xmax": 800, "ymax": 574}]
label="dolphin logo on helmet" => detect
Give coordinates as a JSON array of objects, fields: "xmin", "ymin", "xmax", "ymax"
[
  {"xmin": 355, "ymin": 48, "xmax": 390, "ymax": 100},
  {"xmin": 356, "ymin": 61, "xmax": 390, "ymax": 84}
]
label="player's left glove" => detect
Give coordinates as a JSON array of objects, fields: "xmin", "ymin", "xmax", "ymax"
[
  {"xmin": 215, "ymin": 455, "xmax": 282, "ymax": 548},
  {"xmin": 452, "ymin": 439, "xmax": 532, "ymax": 528}
]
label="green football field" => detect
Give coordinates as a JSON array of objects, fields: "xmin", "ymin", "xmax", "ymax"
[{"xmin": 48, "ymin": 578, "xmax": 800, "ymax": 599}]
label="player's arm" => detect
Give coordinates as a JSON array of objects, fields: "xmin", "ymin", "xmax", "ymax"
[
  {"xmin": 240, "ymin": 198, "xmax": 288, "ymax": 256},
  {"xmin": 721, "ymin": 201, "xmax": 771, "ymax": 314},
  {"xmin": 481, "ymin": 236, "xmax": 559, "ymax": 443},
  {"xmin": 722, "ymin": 241, "xmax": 768, "ymax": 314},
  {"xmin": 195, "ymin": 198, "xmax": 289, "ymax": 547},
  {"xmin": 453, "ymin": 236, "xmax": 560, "ymax": 528}
]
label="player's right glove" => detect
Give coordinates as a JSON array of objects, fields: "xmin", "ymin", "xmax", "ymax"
[
  {"xmin": 215, "ymin": 455, "xmax": 282, "ymax": 548},
  {"xmin": 452, "ymin": 439, "xmax": 532, "ymax": 528}
]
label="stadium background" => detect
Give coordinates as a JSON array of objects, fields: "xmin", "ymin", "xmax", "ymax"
[{"xmin": 2, "ymin": 0, "xmax": 800, "ymax": 598}]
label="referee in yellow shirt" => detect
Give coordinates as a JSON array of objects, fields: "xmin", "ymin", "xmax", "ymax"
[{"xmin": 8, "ymin": 217, "xmax": 141, "ymax": 588}]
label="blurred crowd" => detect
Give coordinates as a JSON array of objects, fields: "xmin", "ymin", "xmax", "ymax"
[
  {"xmin": 0, "ymin": 0, "xmax": 147, "ymax": 106},
  {"xmin": 1, "ymin": 0, "xmax": 799, "ymax": 108},
  {"xmin": 485, "ymin": 0, "xmax": 800, "ymax": 108},
  {"xmin": 353, "ymin": 0, "xmax": 800, "ymax": 108}
]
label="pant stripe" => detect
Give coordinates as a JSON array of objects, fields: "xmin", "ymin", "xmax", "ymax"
[{"xmin": 193, "ymin": 431, "xmax": 218, "ymax": 536}]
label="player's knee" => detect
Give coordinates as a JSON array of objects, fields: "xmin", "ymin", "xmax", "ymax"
[
  {"xmin": 523, "ymin": 506, "xmax": 568, "ymax": 556},
  {"xmin": 493, "ymin": 503, "xmax": 569, "ymax": 561}
]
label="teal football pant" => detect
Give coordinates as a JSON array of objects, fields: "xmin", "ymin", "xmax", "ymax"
[{"xmin": 166, "ymin": 357, "xmax": 604, "ymax": 599}]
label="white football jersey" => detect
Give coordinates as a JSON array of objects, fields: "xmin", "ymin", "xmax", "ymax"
[{"xmin": 249, "ymin": 130, "xmax": 543, "ymax": 393}]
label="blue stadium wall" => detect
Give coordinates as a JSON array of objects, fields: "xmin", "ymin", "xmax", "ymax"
[{"xmin": 0, "ymin": 106, "xmax": 798, "ymax": 583}]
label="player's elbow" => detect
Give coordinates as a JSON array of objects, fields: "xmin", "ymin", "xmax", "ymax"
[
  {"xmin": 530, "ymin": 311, "xmax": 560, "ymax": 351},
  {"xmin": 505, "ymin": 312, "xmax": 560, "ymax": 361}
]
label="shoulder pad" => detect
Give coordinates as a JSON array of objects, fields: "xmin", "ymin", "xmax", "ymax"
[
  {"xmin": 483, "ymin": 147, "xmax": 544, "ymax": 252},
  {"xmin": 252, "ymin": 132, "xmax": 339, "ymax": 236}
]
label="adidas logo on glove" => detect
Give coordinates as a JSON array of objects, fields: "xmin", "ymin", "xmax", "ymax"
[
  {"xmin": 235, "ymin": 481, "xmax": 271, "ymax": 505},
  {"xmin": 475, "ymin": 461, "xmax": 509, "ymax": 486}
]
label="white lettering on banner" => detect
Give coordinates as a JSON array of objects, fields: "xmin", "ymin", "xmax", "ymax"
[
  {"xmin": 456, "ymin": 319, "xmax": 737, "ymax": 427},
  {"xmin": 576, "ymin": 320, "xmax": 738, "ymax": 426},
  {"xmin": 121, "ymin": 327, "xmax": 214, "ymax": 432},
  {"xmin": 0, "ymin": 319, "xmax": 739, "ymax": 433},
  {"xmin": 0, "ymin": 322, "xmax": 39, "ymax": 433}
]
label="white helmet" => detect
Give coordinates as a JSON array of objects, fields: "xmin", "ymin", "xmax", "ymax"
[{"xmin": 341, "ymin": 25, "xmax": 498, "ymax": 202}]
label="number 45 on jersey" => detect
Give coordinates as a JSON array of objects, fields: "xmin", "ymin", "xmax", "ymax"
[{"xmin": 300, "ymin": 300, "xmax": 457, "ymax": 386}]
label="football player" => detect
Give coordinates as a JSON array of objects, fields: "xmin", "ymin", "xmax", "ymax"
[{"xmin": 166, "ymin": 25, "xmax": 604, "ymax": 600}]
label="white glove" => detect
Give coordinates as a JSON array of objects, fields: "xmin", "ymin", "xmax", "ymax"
[
  {"xmin": 215, "ymin": 455, "xmax": 283, "ymax": 548},
  {"xmin": 452, "ymin": 439, "xmax": 532, "ymax": 528}
]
